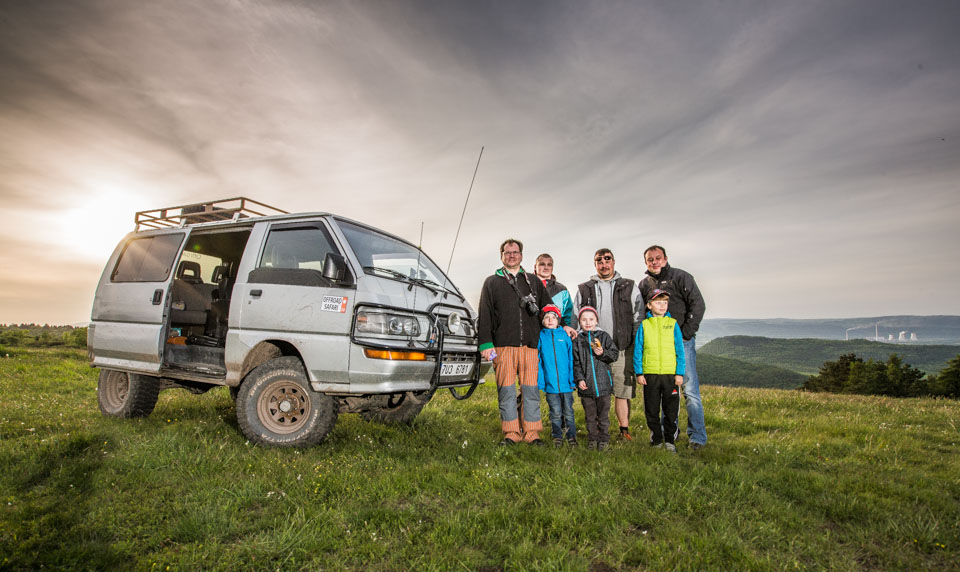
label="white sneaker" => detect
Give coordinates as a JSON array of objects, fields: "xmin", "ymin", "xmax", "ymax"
[{"xmin": 665, "ymin": 443, "xmax": 677, "ymax": 454}]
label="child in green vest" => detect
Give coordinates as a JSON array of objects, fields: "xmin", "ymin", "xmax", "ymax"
[{"xmin": 632, "ymin": 289, "xmax": 686, "ymax": 453}]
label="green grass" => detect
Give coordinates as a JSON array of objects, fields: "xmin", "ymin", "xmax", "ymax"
[{"xmin": 1, "ymin": 349, "xmax": 959, "ymax": 570}]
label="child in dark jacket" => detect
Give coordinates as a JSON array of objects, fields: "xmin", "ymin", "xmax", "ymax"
[
  {"xmin": 572, "ymin": 306, "xmax": 619, "ymax": 451},
  {"xmin": 537, "ymin": 304, "xmax": 577, "ymax": 448}
]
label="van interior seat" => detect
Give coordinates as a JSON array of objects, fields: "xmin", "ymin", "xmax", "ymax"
[
  {"xmin": 177, "ymin": 260, "xmax": 204, "ymax": 284},
  {"xmin": 170, "ymin": 261, "xmax": 215, "ymax": 326}
]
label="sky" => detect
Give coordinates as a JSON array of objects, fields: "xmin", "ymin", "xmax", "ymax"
[{"xmin": 1, "ymin": 0, "xmax": 959, "ymax": 325}]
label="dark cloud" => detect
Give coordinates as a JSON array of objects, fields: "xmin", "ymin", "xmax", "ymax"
[{"xmin": 0, "ymin": 0, "xmax": 958, "ymax": 323}]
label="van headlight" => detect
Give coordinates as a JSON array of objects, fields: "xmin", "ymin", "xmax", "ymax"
[
  {"xmin": 355, "ymin": 308, "xmax": 425, "ymax": 339},
  {"xmin": 446, "ymin": 311, "xmax": 462, "ymax": 335}
]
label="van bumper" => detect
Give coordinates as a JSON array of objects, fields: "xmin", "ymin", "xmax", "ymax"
[{"xmin": 325, "ymin": 343, "xmax": 485, "ymax": 395}]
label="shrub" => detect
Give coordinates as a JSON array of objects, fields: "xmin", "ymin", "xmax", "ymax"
[{"xmin": 802, "ymin": 353, "xmax": 951, "ymax": 398}]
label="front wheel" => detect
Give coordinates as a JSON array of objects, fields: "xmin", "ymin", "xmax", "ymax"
[
  {"xmin": 236, "ymin": 357, "xmax": 337, "ymax": 447},
  {"xmin": 97, "ymin": 369, "xmax": 160, "ymax": 418}
]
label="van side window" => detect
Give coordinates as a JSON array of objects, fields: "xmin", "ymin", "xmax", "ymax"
[
  {"xmin": 259, "ymin": 226, "xmax": 337, "ymax": 271},
  {"xmin": 112, "ymin": 233, "xmax": 185, "ymax": 282}
]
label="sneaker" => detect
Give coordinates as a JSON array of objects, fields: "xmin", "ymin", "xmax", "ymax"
[
  {"xmin": 530, "ymin": 439, "xmax": 545, "ymax": 447},
  {"xmin": 567, "ymin": 439, "xmax": 578, "ymax": 448},
  {"xmin": 665, "ymin": 443, "xmax": 677, "ymax": 454},
  {"xmin": 619, "ymin": 430, "xmax": 633, "ymax": 442},
  {"xmin": 598, "ymin": 441, "xmax": 610, "ymax": 452},
  {"xmin": 587, "ymin": 441, "xmax": 598, "ymax": 450},
  {"xmin": 690, "ymin": 442, "xmax": 705, "ymax": 451},
  {"xmin": 650, "ymin": 441, "xmax": 664, "ymax": 448},
  {"xmin": 499, "ymin": 438, "xmax": 518, "ymax": 447},
  {"xmin": 553, "ymin": 438, "xmax": 564, "ymax": 448}
]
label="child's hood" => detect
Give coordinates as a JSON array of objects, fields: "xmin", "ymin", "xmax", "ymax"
[
  {"xmin": 540, "ymin": 327, "xmax": 571, "ymax": 341},
  {"xmin": 644, "ymin": 310, "xmax": 674, "ymax": 319},
  {"xmin": 577, "ymin": 326, "xmax": 607, "ymax": 335}
]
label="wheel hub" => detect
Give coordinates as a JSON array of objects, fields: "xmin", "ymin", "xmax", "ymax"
[
  {"xmin": 257, "ymin": 380, "xmax": 311, "ymax": 435},
  {"xmin": 103, "ymin": 373, "xmax": 130, "ymax": 409}
]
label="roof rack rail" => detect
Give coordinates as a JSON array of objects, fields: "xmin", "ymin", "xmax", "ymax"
[{"xmin": 134, "ymin": 197, "xmax": 288, "ymax": 231}]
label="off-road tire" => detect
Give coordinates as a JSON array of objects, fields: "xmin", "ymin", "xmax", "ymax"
[
  {"xmin": 97, "ymin": 369, "xmax": 161, "ymax": 418},
  {"xmin": 235, "ymin": 357, "xmax": 337, "ymax": 447},
  {"xmin": 362, "ymin": 390, "xmax": 434, "ymax": 425}
]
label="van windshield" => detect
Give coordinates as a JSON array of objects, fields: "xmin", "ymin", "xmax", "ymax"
[{"xmin": 337, "ymin": 220, "xmax": 460, "ymax": 296}]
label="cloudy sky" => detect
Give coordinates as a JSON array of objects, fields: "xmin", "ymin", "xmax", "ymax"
[{"xmin": 1, "ymin": 0, "xmax": 958, "ymax": 325}]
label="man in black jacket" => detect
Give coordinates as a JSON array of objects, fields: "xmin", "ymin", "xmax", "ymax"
[
  {"xmin": 478, "ymin": 239, "xmax": 554, "ymax": 446},
  {"xmin": 574, "ymin": 248, "xmax": 643, "ymax": 442},
  {"xmin": 639, "ymin": 245, "xmax": 707, "ymax": 450}
]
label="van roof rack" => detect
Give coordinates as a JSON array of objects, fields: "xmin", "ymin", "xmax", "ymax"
[{"xmin": 134, "ymin": 197, "xmax": 288, "ymax": 230}]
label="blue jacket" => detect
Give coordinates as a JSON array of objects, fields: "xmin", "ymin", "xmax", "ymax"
[
  {"xmin": 540, "ymin": 276, "xmax": 574, "ymax": 328},
  {"xmin": 537, "ymin": 327, "xmax": 576, "ymax": 393}
]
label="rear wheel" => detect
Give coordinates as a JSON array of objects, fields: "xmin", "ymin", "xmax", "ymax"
[
  {"xmin": 236, "ymin": 357, "xmax": 337, "ymax": 447},
  {"xmin": 97, "ymin": 369, "xmax": 161, "ymax": 418}
]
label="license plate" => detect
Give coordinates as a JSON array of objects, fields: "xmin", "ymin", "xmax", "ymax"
[{"xmin": 440, "ymin": 362, "xmax": 473, "ymax": 377}]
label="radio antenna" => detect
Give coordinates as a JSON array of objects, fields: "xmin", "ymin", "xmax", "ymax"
[
  {"xmin": 446, "ymin": 146, "xmax": 484, "ymax": 276},
  {"xmin": 413, "ymin": 221, "xmax": 424, "ymax": 308}
]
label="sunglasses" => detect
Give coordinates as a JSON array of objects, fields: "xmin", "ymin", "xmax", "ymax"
[{"xmin": 594, "ymin": 255, "xmax": 613, "ymax": 263}]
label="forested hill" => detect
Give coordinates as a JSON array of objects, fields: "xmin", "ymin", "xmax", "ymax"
[
  {"xmin": 700, "ymin": 336, "xmax": 960, "ymax": 376},
  {"xmin": 697, "ymin": 354, "xmax": 807, "ymax": 389},
  {"xmin": 697, "ymin": 315, "xmax": 960, "ymax": 345}
]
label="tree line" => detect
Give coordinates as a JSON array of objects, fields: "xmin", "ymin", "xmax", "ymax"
[
  {"xmin": 0, "ymin": 326, "xmax": 87, "ymax": 350},
  {"xmin": 802, "ymin": 353, "xmax": 960, "ymax": 398}
]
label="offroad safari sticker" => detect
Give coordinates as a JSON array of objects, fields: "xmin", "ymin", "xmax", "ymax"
[{"xmin": 321, "ymin": 296, "xmax": 349, "ymax": 313}]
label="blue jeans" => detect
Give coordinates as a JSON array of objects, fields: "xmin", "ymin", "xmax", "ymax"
[
  {"xmin": 681, "ymin": 337, "xmax": 707, "ymax": 444},
  {"xmin": 662, "ymin": 337, "xmax": 707, "ymax": 445},
  {"xmin": 545, "ymin": 392, "xmax": 576, "ymax": 441}
]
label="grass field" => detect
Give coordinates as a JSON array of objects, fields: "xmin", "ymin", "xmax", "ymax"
[{"xmin": 1, "ymin": 348, "xmax": 958, "ymax": 570}]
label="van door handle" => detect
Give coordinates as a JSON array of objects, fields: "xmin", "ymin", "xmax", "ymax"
[
  {"xmin": 250, "ymin": 289, "xmax": 263, "ymax": 298},
  {"xmin": 152, "ymin": 289, "xmax": 164, "ymax": 305}
]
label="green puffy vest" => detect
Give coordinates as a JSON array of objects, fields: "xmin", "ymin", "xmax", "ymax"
[{"xmin": 641, "ymin": 315, "xmax": 678, "ymax": 375}]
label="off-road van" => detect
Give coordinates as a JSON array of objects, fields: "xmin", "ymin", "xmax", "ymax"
[{"xmin": 89, "ymin": 198, "xmax": 487, "ymax": 446}]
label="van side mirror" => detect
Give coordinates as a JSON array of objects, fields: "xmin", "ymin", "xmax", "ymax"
[{"xmin": 322, "ymin": 252, "xmax": 348, "ymax": 283}]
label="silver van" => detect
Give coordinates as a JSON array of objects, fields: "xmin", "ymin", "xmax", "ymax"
[{"xmin": 89, "ymin": 198, "xmax": 487, "ymax": 446}]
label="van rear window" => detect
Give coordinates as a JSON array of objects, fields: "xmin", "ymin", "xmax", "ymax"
[{"xmin": 112, "ymin": 233, "xmax": 185, "ymax": 282}]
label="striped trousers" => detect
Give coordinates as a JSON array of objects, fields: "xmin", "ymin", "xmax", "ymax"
[{"xmin": 493, "ymin": 346, "xmax": 542, "ymax": 442}]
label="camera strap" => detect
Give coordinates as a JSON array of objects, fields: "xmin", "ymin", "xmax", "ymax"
[{"xmin": 502, "ymin": 268, "xmax": 535, "ymax": 305}]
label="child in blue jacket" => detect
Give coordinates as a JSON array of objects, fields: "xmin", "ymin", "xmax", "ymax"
[{"xmin": 537, "ymin": 304, "xmax": 577, "ymax": 447}]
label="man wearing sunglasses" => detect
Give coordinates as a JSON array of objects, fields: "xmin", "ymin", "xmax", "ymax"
[
  {"xmin": 574, "ymin": 248, "xmax": 643, "ymax": 442},
  {"xmin": 478, "ymin": 239, "xmax": 555, "ymax": 446},
  {"xmin": 639, "ymin": 245, "xmax": 707, "ymax": 451}
]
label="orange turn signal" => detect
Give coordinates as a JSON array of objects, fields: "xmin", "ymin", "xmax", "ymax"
[{"xmin": 363, "ymin": 348, "xmax": 428, "ymax": 361}]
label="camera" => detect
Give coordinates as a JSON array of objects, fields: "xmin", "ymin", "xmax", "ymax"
[{"xmin": 520, "ymin": 293, "xmax": 539, "ymax": 316}]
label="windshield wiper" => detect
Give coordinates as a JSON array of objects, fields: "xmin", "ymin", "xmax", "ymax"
[
  {"xmin": 416, "ymin": 278, "xmax": 464, "ymax": 301},
  {"xmin": 363, "ymin": 266, "xmax": 440, "ymax": 296}
]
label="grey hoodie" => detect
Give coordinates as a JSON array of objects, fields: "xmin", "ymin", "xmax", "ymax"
[{"xmin": 573, "ymin": 271, "xmax": 642, "ymax": 334}]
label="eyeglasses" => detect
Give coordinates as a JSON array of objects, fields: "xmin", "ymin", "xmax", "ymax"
[
  {"xmin": 594, "ymin": 255, "xmax": 613, "ymax": 263},
  {"xmin": 502, "ymin": 251, "xmax": 522, "ymax": 256}
]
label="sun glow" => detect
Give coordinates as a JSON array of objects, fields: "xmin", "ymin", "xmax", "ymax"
[{"xmin": 50, "ymin": 183, "xmax": 156, "ymax": 262}]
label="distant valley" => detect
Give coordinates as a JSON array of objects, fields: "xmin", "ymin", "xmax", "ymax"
[
  {"xmin": 693, "ymin": 316, "xmax": 960, "ymax": 389},
  {"xmin": 697, "ymin": 315, "xmax": 960, "ymax": 345}
]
